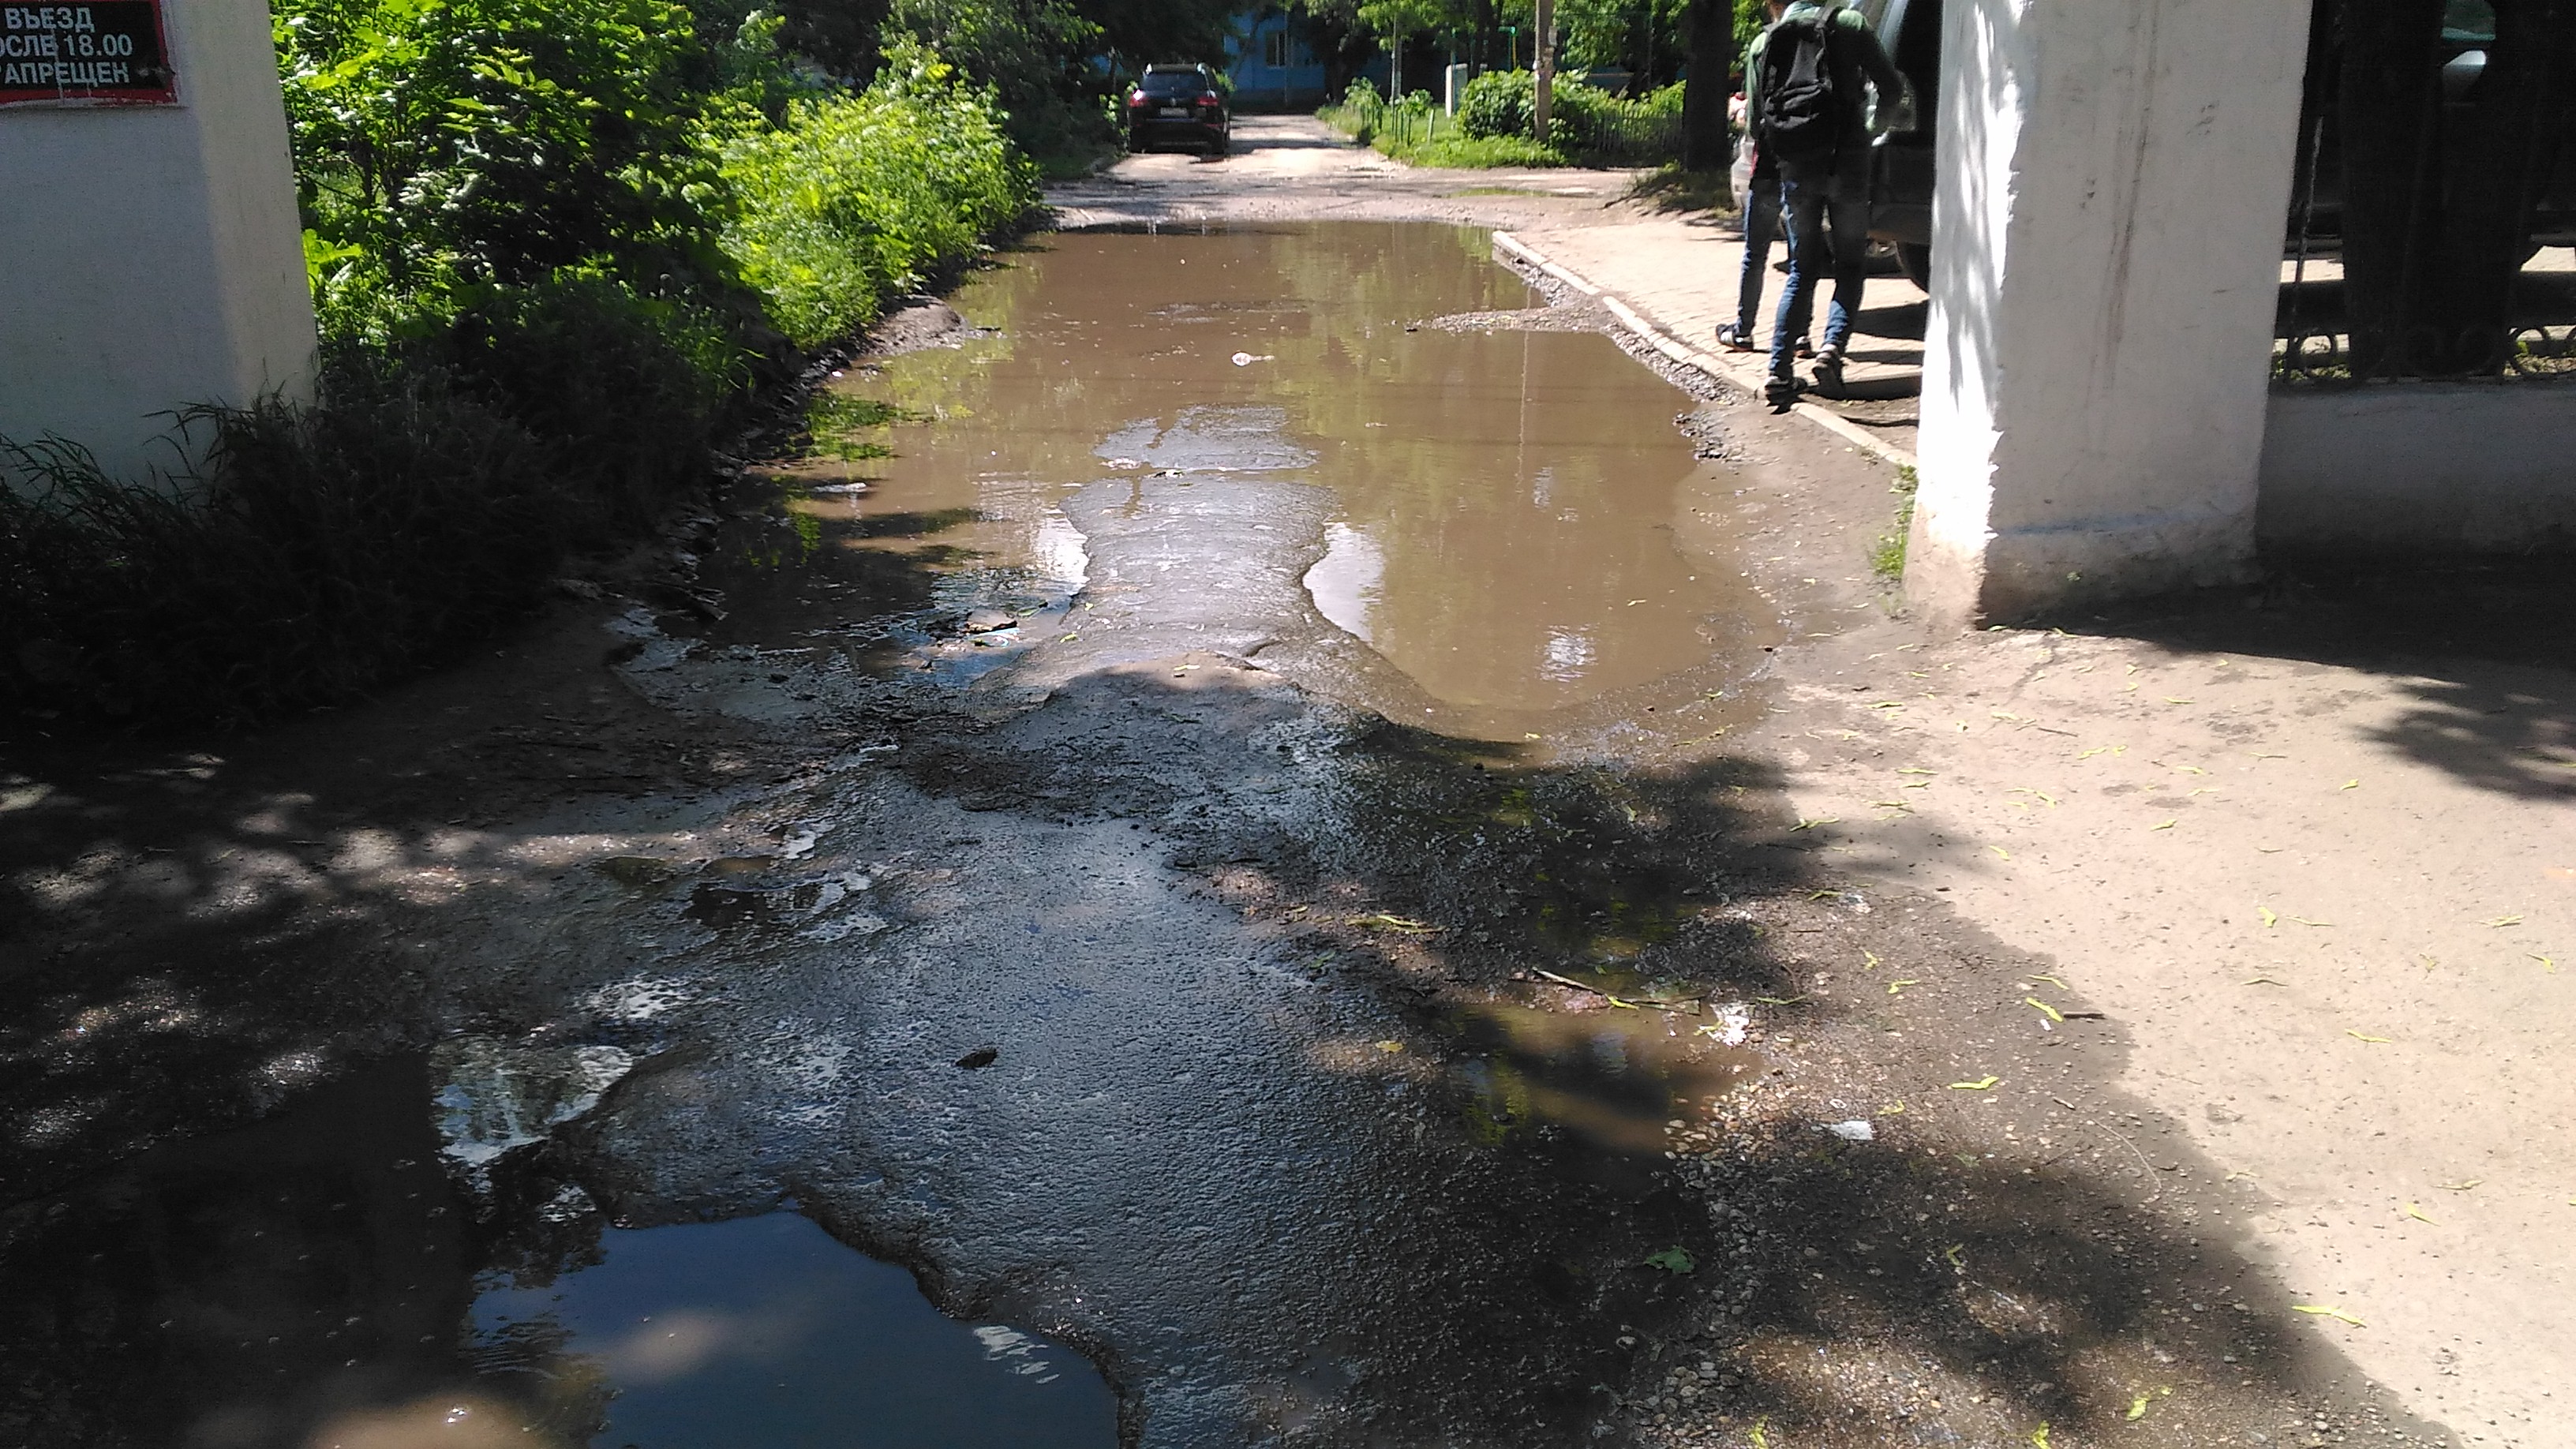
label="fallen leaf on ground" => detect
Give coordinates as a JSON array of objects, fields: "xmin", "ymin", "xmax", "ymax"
[
  {"xmin": 1887, "ymin": 979, "xmax": 1920, "ymax": 995},
  {"xmin": 2025, "ymin": 997, "xmax": 2064, "ymax": 1023},
  {"xmin": 2259, "ymin": 906, "xmax": 2278, "ymax": 928},
  {"xmin": 2341, "ymin": 779, "xmax": 2361, "ymax": 790},
  {"xmin": 2487, "ymin": 915, "xmax": 2523, "ymax": 927},
  {"xmin": 1945, "ymin": 1243, "xmax": 1966, "ymax": 1267},
  {"xmin": 1863, "ymin": 949, "xmax": 1882, "ymax": 970},
  {"xmin": 2440, "ymin": 1179, "xmax": 2483, "ymax": 1191},
  {"xmin": 2127, "ymin": 1394, "xmax": 2151, "ymax": 1421},
  {"xmin": 2293, "ymin": 1305, "xmax": 2366, "ymax": 1326},
  {"xmin": 1754, "ymin": 994, "xmax": 1807, "ymax": 1005},
  {"xmin": 1989, "ymin": 844, "xmax": 2012, "ymax": 859},
  {"xmin": 1640, "ymin": 1245, "xmax": 1695, "ymax": 1274},
  {"xmin": 2243, "ymin": 975, "xmax": 2288, "ymax": 987},
  {"xmin": 2529, "ymin": 954, "xmax": 2558, "ymax": 973},
  {"xmin": 1949, "ymin": 1075, "xmax": 2001, "ymax": 1091},
  {"xmin": 1348, "ymin": 913, "xmax": 1438, "ymax": 934},
  {"xmin": 2028, "ymin": 974, "xmax": 2069, "ymax": 989},
  {"xmin": 2347, "ymin": 1030, "xmax": 2393, "ymax": 1043},
  {"xmin": 2030, "ymin": 1425, "xmax": 2050, "ymax": 1449},
  {"xmin": 2402, "ymin": 1202, "xmax": 2436, "ymax": 1224},
  {"xmin": 1374, "ymin": 1040, "xmax": 1405, "ymax": 1054},
  {"xmin": 2150, "ymin": 819, "xmax": 2177, "ymax": 831},
  {"xmin": 1790, "ymin": 817, "xmax": 1840, "ymax": 831}
]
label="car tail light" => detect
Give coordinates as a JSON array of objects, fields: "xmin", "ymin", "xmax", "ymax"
[
  {"xmin": 1200, "ymin": 91, "xmax": 1220, "ymax": 106},
  {"xmin": 1126, "ymin": 90, "xmax": 1146, "ymax": 107}
]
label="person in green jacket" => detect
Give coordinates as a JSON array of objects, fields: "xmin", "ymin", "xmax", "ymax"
[{"xmin": 1743, "ymin": 0, "xmax": 1902, "ymax": 406}]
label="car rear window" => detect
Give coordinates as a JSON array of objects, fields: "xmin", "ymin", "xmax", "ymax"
[
  {"xmin": 1140, "ymin": 73, "xmax": 1206, "ymax": 94},
  {"xmin": 2444, "ymin": 0, "xmax": 2495, "ymax": 43}
]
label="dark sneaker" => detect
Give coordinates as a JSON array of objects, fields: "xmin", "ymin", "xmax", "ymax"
[
  {"xmin": 1810, "ymin": 346, "xmax": 1845, "ymax": 399},
  {"xmin": 1795, "ymin": 338, "xmax": 1816, "ymax": 358},
  {"xmin": 1716, "ymin": 322, "xmax": 1756, "ymax": 353},
  {"xmin": 1763, "ymin": 375, "xmax": 1799, "ymax": 411}
]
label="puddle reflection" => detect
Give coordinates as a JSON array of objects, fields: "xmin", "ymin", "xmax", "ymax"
[
  {"xmin": 765, "ymin": 223, "xmax": 1772, "ymax": 736},
  {"xmin": 0, "ymin": 1056, "xmax": 1114, "ymax": 1449}
]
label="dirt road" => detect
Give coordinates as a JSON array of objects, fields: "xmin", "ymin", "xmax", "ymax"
[{"xmin": 2, "ymin": 115, "xmax": 2559, "ymax": 1449}]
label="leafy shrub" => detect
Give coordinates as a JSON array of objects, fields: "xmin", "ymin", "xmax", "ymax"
[
  {"xmin": 0, "ymin": 361, "xmax": 565, "ymax": 723},
  {"xmin": 717, "ymin": 41, "xmax": 1039, "ymax": 347},
  {"xmin": 1456, "ymin": 69, "xmax": 1679, "ymax": 163},
  {"xmin": 1406, "ymin": 133, "xmax": 1569, "ymax": 168}
]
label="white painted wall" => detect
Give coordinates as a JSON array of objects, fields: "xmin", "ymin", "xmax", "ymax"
[
  {"xmin": 1908, "ymin": 0, "xmax": 2312, "ymax": 622},
  {"xmin": 0, "ymin": 0, "xmax": 315, "ymax": 482},
  {"xmin": 2260, "ymin": 382, "xmax": 2576, "ymax": 551}
]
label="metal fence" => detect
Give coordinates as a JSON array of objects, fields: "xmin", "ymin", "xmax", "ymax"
[{"xmin": 2276, "ymin": 0, "xmax": 2576, "ymax": 384}]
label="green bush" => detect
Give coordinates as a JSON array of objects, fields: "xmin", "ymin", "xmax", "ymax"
[
  {"xmin": 0, "ymin": 361, "xmax": 565, "ymax": 723},
  {"xmin": 1, "ymin": 5, "xmax": 1041, "ymax": 729},
  {"xmin": 1456, "ymin": 69, "xmax": 1679, "ymax": 163},
  {"xmin": 717, "ymin": 41, "xmax": 1039, "ymax": 347}
]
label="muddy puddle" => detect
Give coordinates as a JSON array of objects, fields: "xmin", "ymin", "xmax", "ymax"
[
  {"xmin": 712, "ymin": 222, "xmax": 1775, "ymax": 739},
  {"xmin": 0, "ymin": 1054, "xmax": 1114, "ymax": 1448}
]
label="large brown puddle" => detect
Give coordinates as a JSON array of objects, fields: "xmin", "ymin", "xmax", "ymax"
[{"xmin": 787, "ymin": 223, "xmax": 1775, "ymax": 739}]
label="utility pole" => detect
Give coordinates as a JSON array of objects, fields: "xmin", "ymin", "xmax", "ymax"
[{"xmin": 1532, "ymin": 0, "xmax": 1554, "ymax": 142}]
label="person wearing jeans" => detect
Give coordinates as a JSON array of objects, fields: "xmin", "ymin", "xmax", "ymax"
[
  {"xmin": 1767, "ymin": 148, "xmax": 1872, "ymax": 400},
  {"xmin": 1743, "ymin": 0, "xmax": 1901, "ymax": 408}
]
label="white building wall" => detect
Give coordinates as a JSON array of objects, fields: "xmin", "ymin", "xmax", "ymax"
[
  {"xmin": 0, "ymin": 0, "xmax": 315, "ymax": 481},
  {"xmin": 1908, "ymin": 0, "xmax": 2312, "ymax": 622}
]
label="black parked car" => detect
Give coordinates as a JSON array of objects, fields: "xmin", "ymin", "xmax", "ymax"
[
  {"xmin": 1850, "ymin": 0, "xmax": 2573, "ymax": 289},
  {"xmin": 1126, "ymin": 64, "xmax": 1230, "ymax": 155}
]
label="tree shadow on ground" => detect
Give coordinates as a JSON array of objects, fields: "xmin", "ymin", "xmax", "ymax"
[
  {"xmin": 2074, "ymin": 552, "xmax": 2576, "ymax": 803},
  {"xmin": 893, "ymin": 665, "xmax": 2448, "ymax": 1447}
]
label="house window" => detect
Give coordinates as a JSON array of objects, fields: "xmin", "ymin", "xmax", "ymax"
[{"xmin": 1263, "ymin": 28, "xmax": 1295, "ymax": 69}]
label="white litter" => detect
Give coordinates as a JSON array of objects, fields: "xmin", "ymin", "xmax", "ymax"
[{"xmin": 1824, "ymin": 1119, "xmax": 1876, "ymax": 1142}]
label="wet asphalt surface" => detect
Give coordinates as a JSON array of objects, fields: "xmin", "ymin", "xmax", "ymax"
[{"xmin": 0, "ymin": 223, "xmax": 2461, "ymax": 1448}]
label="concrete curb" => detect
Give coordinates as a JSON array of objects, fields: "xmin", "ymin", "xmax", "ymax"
[{"xmin": 1490, "ymin": 230, "xmax": 1919, "ymax": 474}]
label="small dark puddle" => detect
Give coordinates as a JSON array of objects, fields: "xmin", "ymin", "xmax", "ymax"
[
  {"xmin": 1442, "ymin": 997, "xmax": 1760, "ymax": 1157},
  {"xmin": 0, "ymin": 1055, "xmax": 1115, "ymax": 1448}
]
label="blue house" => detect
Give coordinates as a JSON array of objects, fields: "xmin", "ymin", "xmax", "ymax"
[{"xmin": 1224, "ymin": 6, "xmax": 1330, "ymax": 110}]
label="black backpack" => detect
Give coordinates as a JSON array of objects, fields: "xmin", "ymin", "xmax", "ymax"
[{"xmin": 1757, "ymin": 5, "xmax": 1844, "ymax": 165}]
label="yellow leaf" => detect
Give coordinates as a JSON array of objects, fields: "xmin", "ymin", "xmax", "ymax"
[
  {"xmin": 1348, "ymin": 913, "xmax": 1438, "ymax": 934},
  {"xmin": 2163, "ymin": 696, "xmax": 2193, "ymax": 705},
  {"xmin": 1879, "ymin": 1101, "xmax": 1906, "ymax": 1114},
  {"xmin": 2174, "ymin": 765, "xmax": 2209, "ymax": 775},
  {"xmin": 2346, "ymin": 1030, "xmax": 2393, "ymax": 1043},
  {"xmin": 2402, "ymin": 1202, "xmax": 2436, "ymax": 1224},
  {"xmin": 2150, "ymin": 819, "xmax": 2177, "ymax": 831},
  {"xmin": 2242, "ymin": 975, "xmax": 2287, "ymax": 987},
  {"xmin": 2028, "ymin": 974, "xmax": 2070, "ymax": 989},
  {"xmin": 1790, "ymin": 817, "xmax": 1840, "ymax": 831},
  {"xmin": 2025, "ymin": 997, "xmax": 2064, "ymax": 1023},
  {"xmin": 2293, "ymin": 1304, "xmax": 2366, "ymax": 1326},
  {"xmin": 2341, "ymin": 779, "xmax": 2361, "ymax": 790},
  {"xmin": 2440, "ymin": 1178, "xmax": 2483, "ymax": 1191},
  {"xmin": 2529, "ymin": 954, "xmax": 2558, "ymax": 973},
  {"xmin": 1887, "ymin": 979, "xmax": 1920, "ymax": 994},
  {"xmin": 1989, "ymin": 844, "xmax": 2012, "ymax": 859},
  {"xmin": 1863, "ymin": 949, "xmax": 1882, "ymax": 970},
  {"xmin": 1898, "ymin": 766, "xmax": 1936, "ymax": 775},
  {"xmin": 1374, "ymin": 1039, "xmax": 1406, "ymax": 1053},
  {"xmin": 2031, "ymin": 1425, "xmax": 2051, "ymax": 1449},
  {"xmin": 1944, "ymin": 1243, "xmax": 1965, "ymax": 1267},
  {"xmin": 2127, "ymin": 1394, "xmax": 2151, "ymax": 1421},
  {"xmin": 1750, "ymin": 1417, "xmax": 1770, "ymax": 1449},
  {"xmin": 2486, "ymin": 915, "xmax": 2523, "ymax": 928},
  {"xmin": 2258, "ymin": 906, "xmax": 2278, "ymax": 928},
  {"xmin": 1949, "ymin": 1075, "xmax": 2001, "ymax": 1091}
]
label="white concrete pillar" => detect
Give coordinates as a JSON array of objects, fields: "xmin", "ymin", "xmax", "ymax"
[
  {"xmin": 1, "ymin": 0, "xmax": 316, "ymax": 481},
  {"xmin": 1906, "ymin": 0, "xmax": 2311, "ymax": 623}
]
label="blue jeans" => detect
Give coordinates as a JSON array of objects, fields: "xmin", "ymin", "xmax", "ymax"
[
  {"xmin": 1735, "ymin": 177, "xmax": 1780, "ymax": 339},
  {"xmin": 1768, "ymin": 155, "xmax": 1870, "ymax": 384}
]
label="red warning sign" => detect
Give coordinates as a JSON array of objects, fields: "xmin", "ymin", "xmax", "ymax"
[{"xmin": 0, "ymin": 2, "xmax": 178, "ymax": 107}]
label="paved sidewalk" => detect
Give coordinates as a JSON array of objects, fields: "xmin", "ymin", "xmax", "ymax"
[{"xmin": 1507, "ymin": 209, "xmax": 1929, "ymax": 457}]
